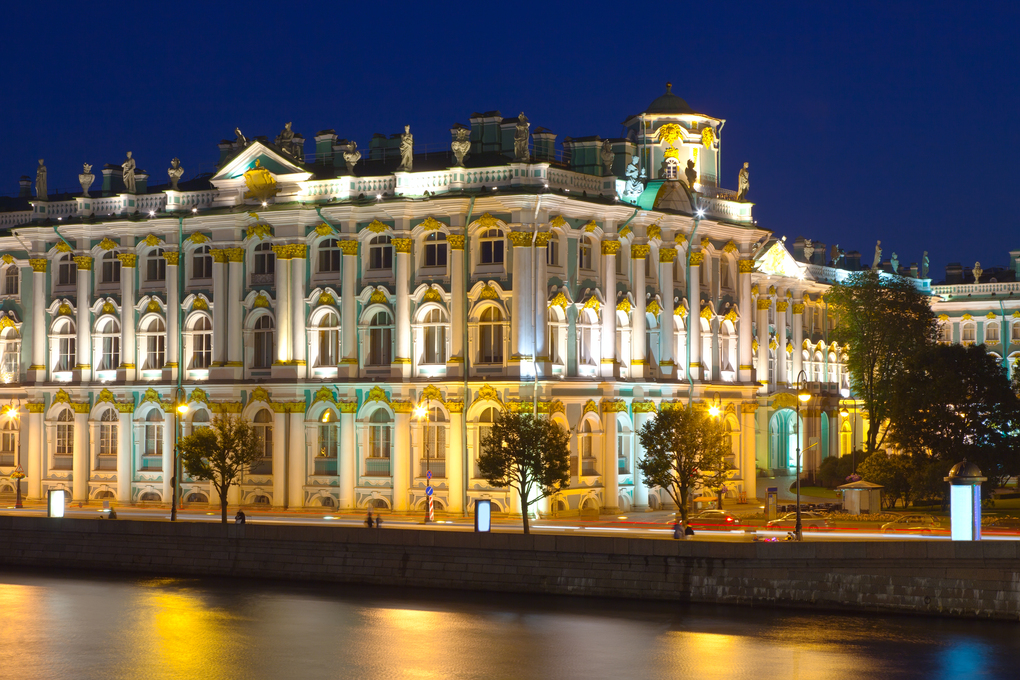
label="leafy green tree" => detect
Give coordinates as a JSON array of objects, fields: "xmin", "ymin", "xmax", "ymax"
[
  {"xmin": 908, "ymin": 458, "xmax": 955, "ymax": 508},
  {"xmin": 477, "ymin": 411, "xmax": 570, "ymax": 534},
  {"xmin": 887, "ymin": 343, "xmax": 1020, "ymax": 495},
  {"xmin": 817, "ymin": 450, "xmax": 871, "ymax": 489},
  {"xmin": 637, "ymin": 407, "xmax": 729, "ymax": 527},
  {"xmin": 179, "ymin": 413, "xmax": 264, "ymax": 524},
  {"xmin": 856, "ymin": 452, "xmax": 912, "ymax": 508},
  {"xmin": 827, "ymin": 269, "xmax": 938, "ymax": 452}
]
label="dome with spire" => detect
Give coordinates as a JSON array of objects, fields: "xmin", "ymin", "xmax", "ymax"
[{"xmin": 644, "ymin": 82, "xmax": 695, "ymax": 115}]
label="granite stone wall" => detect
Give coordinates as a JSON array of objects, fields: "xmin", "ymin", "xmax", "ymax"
[{"xmin": 0, "ymin": 517, "xmax": 1017, "ymax": 620}]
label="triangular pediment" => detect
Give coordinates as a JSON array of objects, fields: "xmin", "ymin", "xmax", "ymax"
[
  {"xmin": 755, "ymin": 240, "xmax": 811, "ymax": 280},
  {"xmin": 211, "ymin": 141, "xmax": 311, "ymax": 182}
]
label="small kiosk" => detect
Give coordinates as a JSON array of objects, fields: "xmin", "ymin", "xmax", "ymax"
[
  {"xmin": 945, "ymin": 460, "xmax": 985, "ymax": 541},
  {"xmin": 837, "ymin": 480, "xmax": 884, "ymax": 515}
]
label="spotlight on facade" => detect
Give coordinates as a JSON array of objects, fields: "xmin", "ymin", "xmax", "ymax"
[
  {"xmin": 414, "ymin": 404, "xmax": 428, "ymax": 420},
  {"xmin": 261, "ymin": 202, "xmax": 268, "ymax": 207},
  {"xmin": 148, "ymin": 211, "xmax": 155, "ymax": 217},
  {"xmin": 709, "ymin": 404, "xmax": 720, "ymax": 417},
  {"xmin": 376, "ymin": 194, "xmax": 382, "ymax": 200},
  {"xmin": 192, "ymin": 208, "xmax": 198, "ymax": 213},
  {"xmin": 176, "ymin": 402, "xmax": 189, "ymax": 416},
  {"xmin": 696, "ymin": 208, "xmax": 706, "ymax": 218}
]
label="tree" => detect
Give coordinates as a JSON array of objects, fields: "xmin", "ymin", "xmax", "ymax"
[
  {"xmin": 179, "ymin": 413, "xmax": 264, "ymax": 523},
  {"xmin": 827, "ymin": 269, "xmax": 938, "ymax": 452},
  {"xmin": 636, "ymin": 406, "xmax": 729, "ymax": 526},
  {"xmin": 477, "ymin": 411, "xmax": 570, "ymax": 534},
  {"xmin": 887, "ymin": 343, "xmax": 1020, "ymax": 495},
  {"xmin": 856, "ymin": 452, "xmax": 911, "ymax": 508}
]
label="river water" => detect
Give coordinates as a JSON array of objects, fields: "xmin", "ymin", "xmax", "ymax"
[{"xmin": 0, "ymin": 569, "xmax": 1016, "ymax": 679}]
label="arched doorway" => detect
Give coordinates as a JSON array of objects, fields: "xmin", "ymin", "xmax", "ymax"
[{"xmin": 768, "ymin": 409, "xmax": 800, "ymax": 470}]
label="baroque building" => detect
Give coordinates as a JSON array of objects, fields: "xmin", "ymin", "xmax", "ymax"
[{"xmin": 0, "ymin": 85, "xmax": 891, "ymax": 514}]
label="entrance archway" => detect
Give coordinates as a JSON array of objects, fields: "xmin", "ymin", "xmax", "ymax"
[{"xmin": 768, "ymin": 409, "xmax": 801, "ymax": 470}]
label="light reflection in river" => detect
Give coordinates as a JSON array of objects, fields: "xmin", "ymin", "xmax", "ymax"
[{"xmin": 0, "ymin": 569, "xmax": 1015, "ymax": 680}]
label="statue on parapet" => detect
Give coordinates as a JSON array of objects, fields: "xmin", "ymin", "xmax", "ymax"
[
  {"xmin": 921, "ymin": 251, "xmax": 929, "ymax": 278},
  {"xmin": 871, "ymin": 240, "xmax": 882, "ymax": 270},
  {"xmin": 342, "ymin": 140, "xmax": 361, "ymax": 175},
  {"xmin": 514, "ymin": 112, "xmax": 530, "ymax": 162},
  {"xmin": 890, "ymin": 252, "xmax": 899, "ymax": 273},
  {"xmin": 685, "ymin": 159, "xmax": 697, "ymax": 188},
  {"xmin": 736, "ymin": 162, "xmax": 750, "ymax": 201},
  {"xmin": 35, "ymin": 159, "xmax": 47, "ymax": 200},
  {"xmin": 803, "ymin": 239, "xmax": 814, "ymax": 263},
  {"xmin": 79, "ymin": 163, "xmax": 94, "ymax": 198},
  {"xmin": 122, "ymin": 151, "xmax": 137, "ymax": 194},
  {"xmin": 599, "ymin": 139, "xmax": 614, "ymax": 176},
  {"xmin": 973, "ymin": 262, "xmax": 983, "ymax": 284},
  {"xmin": 622, "ymin": 155, "xmax": 646, "ymax": 202},
  {"xmin": 234, "ymin": 127, "xmax": 248, "ymax": 147},
  {"xmin": 451, "ymin": 128, "xmax": 470, "ymax": 167},
  {"xmin": 830, "ymin": 243, "xmax": 844, "ymax": 267},
  {"xmin": 275, "ymin": 122, "xmax": 304, "ymax": 161},
  {"xmin": 168, "ymin": 157, "xmax": 184, "ymax": 190},
  {"xmin": 398, "ymin": 125, "xmax": 413, "ymax": 172}
]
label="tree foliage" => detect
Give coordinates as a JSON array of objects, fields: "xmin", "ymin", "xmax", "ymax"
[
  {"xmin": 817, "ymin": 450, "xmax": 871, "ymax": 489},
  {"xmin": 179, "ymin": 413, "xmax": 264, "ymax": 523},
  {"xmin": 827, "ymin": 269, "xmax": 938, "ymax": 452},
  {"xmin": 477, "ymin": 411, "xmax": 570, "ymax": 534},
  {"xmin": 856, "ymin": 452, "xmax": 912, "ymax": 508},
  {"xmin": 636, "ymin": 407, "xmax": 729, "ymax": 525},
  {"xmin": 887, "ymin": 343, "xmax": 1020, "ymax": 494}
]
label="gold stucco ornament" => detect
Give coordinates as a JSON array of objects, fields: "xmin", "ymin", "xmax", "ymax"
[{"xmin": 243, "ymin": 159, "xmax": 279, "ymax": 203}]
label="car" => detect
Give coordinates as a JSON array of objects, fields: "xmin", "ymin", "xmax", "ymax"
[
  {"xmin": 766, "ymin": 511, "xmax": 831, "ymax": 531},
  {"xmin": 880, "ymin": 514, "xmax": 941, "ymax": 534},
  {"xmin": 983, "ymin": 516, "xmax": 1020, "ymax": 532},
  {"xmin": 686, "ymin": 510, "xmax": 742, "ymax": 530}
]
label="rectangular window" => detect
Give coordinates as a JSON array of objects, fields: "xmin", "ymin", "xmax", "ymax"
[
  {"xmin": 480, "ymin": 325, "xmax": 503, "ymax": 363},
  {"xmin": 369, "ymin": 244, "xmax": 393, "ymax": 270},
  {"xmin": 144, "ymin": 424, "xmax": 163, "ymax": 456},
  {"xmin": 547, "ymin": 239, "xmax": 559, "ymax": 266},
  {"xmin": 480, "ymin": 240, "xmax": 504, "ymax": 265},
  {"xmin": 57, "ymin": 337, "xmax": 75, "ymax": 372},
  {"xmin": 58, "ymin": 260, "xmax": 77, "ymax": 287},
  {"xmin": 194, "ymin": 334, "xmax": 212, "ymax": 368},
  {"xmin": 147, "ymin": 256, "xmax": 166, "ymax": 282},
  {"xmin": 423, "ymin": 325, "xmax": 446, "ymax": 364},
  {"xmin": 100, "ymin": 336, "xmax": 120, "ymax": 371},
  {"xmin": 318, "ymin": 329, "xmax": 339, "ymax": 366},
  {"xmin": 424, "ymin": 242, "xmax": 447, "ymax": 268},
  {"xmin": 319, "ymin": 247, "xmax": 341, "ymax": 273},
  {"xmin": 56, "ymin": 424, "xmax": 74, "ymax": 454},
  {"xmin": 5, "ymin": 267, "xmax": 18, "ymax": 295},
  {"xmin": 102, "ymin": 258, "xmax": 121, "ymax": 284},
  {"xmin": 986, "ymin": 325, "xmax": 1000, "ymax": 343},
  {"xmin": 99, "ymin": 424, "xmax": 117, "ymax": 455},
  {"xmin": 369, "ymin": 426, "xmax": 391, "ymax": 459},
  {"xmin": 254, "ymin": 331, "xmax": 273, "ymax": 368},
  {"xmin": 147, "ymin": 335, "xmax": 165, "ymax": 370},
  {"xmin": 192, "ymin": 252, "xmax": 212, "ymax": 279},
  {"xmin": 369, "ymin": 327, "xmax": 392, "ymax": 365}
]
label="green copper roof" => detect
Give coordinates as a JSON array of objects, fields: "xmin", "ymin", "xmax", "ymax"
[{"xmin": 645, "ymin": 83, "xmax": 694, "ymax": 115}]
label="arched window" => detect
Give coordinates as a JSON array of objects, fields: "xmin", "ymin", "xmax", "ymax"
[
  {"xmin": 420, "ymin": 406, "xmax": 446, "ymax": 477},
  {"xmin": 53, "ymin": 318, "xmax": 76, "ymax": 372},
  {"xmin": 476, "ymin": 406, "xmax": 498, "ymax": 477},
  {"xmin": 191, "ymin": 316, "xmax": 212, "ymax": 368},
  {"xmin": 1012, "ymin": 322, "xmax": 1020, "ymax": 344},
  {"xmin": 962, "ymin": 323, "xmax": 976, "ymax": 343},
  {"xmin": 253, "ymin": 315, "xmax": 274, "ymax": 369},
  {"xmin": 250, "ymin": 409, "xmax": 273, "ymax": 474},
  {"xmin": 421, "ymin": 308, "xmax": 447, "ymax": 365},
  {"xmin": 1, "ymin": 326, "xmax": 20, "ymax": 380},
  {"xmin": 720, "ymin": 257, "xmax": 734, "ymax": 290},
  {"xmin": 368, "ymin": 235, "xmax": 393, "ymax": 271},
  {"xmin": 192, "ymin": 246, "xmax": 212, "ymax": 280},
  {"xmin": 100, "ymin": 252, "xmax": 121, "ymax": 284},
  {"xmin": 479, "ymin": 307, "xmax": 503, "ymax": 364},
  {"xmin": 580, "ymin": 420, "xmax": 595, "ymax": 474},
  {"xmin": 96, "ymin": 317, "xmax": 121, "ymax": 371},
  {"xmin": 578, "ymin": 237, "xmax": 594, "ymax": 271},
  {"xmin": 146, "ymin": 249, "xmax": 166, "ymax": 282},
  {"xmin": 141, "ymin": 317, "xmax": 166, "ymax": 370},
  {"xmin": 55, "ymin": 408, "xmax": 74, "ymax": 467},
  {"xmin": 986, "ymin": 322, "xmax": 1000, "ymax": 344},
  {"xmin": 367, "ymin": 409, "xmax": 392, "ymax": 476},
  {"xmin": 316, "ymin": 409, "xmax": 338, "ymax": 476},
  {"xmin": 368, "ymin": 311, "xmax": 393, "ymax": 366},
  {"xmin": 423, "ymin": 232, "xmax": 447, "ymax": 268},
  {"xmin": 318, "ymin": 239, "xmax": 341, "ymax": 273},
  {"xmin": 548, "ymin": 305, "xmax": 566, "ymax": 365},
  {"xmin": 57, "ymin": 254, "xmax": 77, "ymax": 287},
  {"xmin": 617, "ymin": 417, "xmax": 631, "ymax": 474},
  {"xmin": 0, "ymin": 409, "xmax": 18, "ymax": 465},
  {"xmin": 578, "ymin": 308, "xmax": 598, "ymax": 366},
  {"xmin": 616, "ymin": 250, "xmax": 626, "ymax": 276},
  {"xmin": 546, "ymin": 236, "xmax": 560, "ymax": 267},
  {"xmin": 4, "ymin": 265, "xmax": 18, "ymax": 295},
  {"xmin": 143, "ymin": 410, "xmax": 163, "ymax": 469},
  {"xmin": 191, "ymin": 410, "xmax": 210, "ymax": 433},
  {"xmin": 316, "ymin": 311, "xmax": 340, "ymax": 366},
  {"xmin": 99, "ymin": 408, "xmax": 118, "ymax": 464},
  {"xmin": 664, "ymin": 156, "xmax": 679, "ymax": 180},
  {"xmin": 479, "ymin": 229, "xmax": 504, "ymax": 265},
  {"xmin": 253, "ymin": 242, "xmax": 275, "ymax": 279},
  {"xmin": 938, "ymin": 321, "xmax": 952, "ymax": 343}
]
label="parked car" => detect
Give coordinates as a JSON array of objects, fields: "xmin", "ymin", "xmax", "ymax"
[
  {"xmin": 983, "ymin": 516, "xmax": 1020, "ymax": 532},
  {"xmin": 880, "ymin": 514, "xmax": 941, "ymax": 534},
  {"xmin": 766, "ymin": 511, "xmax": 831, "ymax": 531},
  {"xmin": 686, "ymin": 510, "xmax": 742, "ymax": 530}
]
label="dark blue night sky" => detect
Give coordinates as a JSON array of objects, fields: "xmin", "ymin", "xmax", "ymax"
[{"xmin": 2, "ymin": 1, "xmax": 1017, "ymax": 279}]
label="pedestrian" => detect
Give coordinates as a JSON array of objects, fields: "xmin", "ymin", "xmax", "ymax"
[
  {"xmin": 673, "ymin": 520, "xmax": 682, "ymax": 539},
  {"xmin": 234, "ymin": 509, "xmax": 246, "ymax": 524},
  {"xmin": 365, "ymin": 510, "xmax": 374, "ymax": 528},
  {"xmin": 375, "ymin": 514, "xmax": 382, "ymax": 528},
  {"xmin": 108, "ymin": 507, "xmax": 117, "ymax": 520},
  {"xmin": 685, "ymin": 524, "xmax": 695, "ymax": 537}
]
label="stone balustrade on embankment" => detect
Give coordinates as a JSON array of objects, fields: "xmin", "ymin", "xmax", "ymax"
[{"xmin": 0, "ymin": 516, "xmax": 1017, "ymax": 621}]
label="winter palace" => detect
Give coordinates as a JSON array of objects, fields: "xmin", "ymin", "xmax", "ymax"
[{"xmin": 0, "ymin": 85, "xmax": 1016, "ymax": 514}]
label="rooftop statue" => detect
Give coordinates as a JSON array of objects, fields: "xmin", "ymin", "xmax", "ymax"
[
  {"xmin": 622, "ymin": 155, "xmax": 646, "ymax": 202},
  {"xmin": 122, "ymin": 151, "xmax": 136, "ymax": 194},
  {"xmin": 514, "ymin": 112, "xmax": 530, "ymax": 162},
  {"xmin": 342, "ymin": 140, "xmax": 361, "ymax": 175},
  {"xmin": 451, "ymin": 128, "xmax": 470, "ymax": 167},
  {"xmin": 737, "ymin": 162, "xmax": 749, "ymax": 201},
  {"xmin": 890, "ymin": 252, "xmax": 899, "ymax": 273},
  {"xmin": 973, "ymin": 262, "xmax": 983, "ymax": 284},
  {"xmin": 168, "ymin": 157, "xmax": 184, "ymax": 190},
  {"xmin": 684, "ymin": 159, "xmax": 697, "ymax": 188},
  {"xmin": 79, "ymin": 163, "xmax": 94, "ymax": 198},
  {"xmin": 35, "ymin": 159, "xmax": 47, "ymax": 200},
  {"xmin": 398, "ymin": 125, "xmax": 413, "ymax": 172},
  {"xmin": 830, "ymin": 243, "xmax": 844, "ymax": 266},
  {"xmin": 599, "ymin": 139, "xmax": 614, "ymax": 176},
  {"xmin": 872, "ymin": 240, "xmax": 882, "ymax": 270},
  {"xmin": 803, "ymin": 239, "xmax": 814, "ymax": 263},
  {"xmin": 275, "ymin": 122, "xmax": 304, "ymax": 162},
  {"xmin": 921, "ymin": 251, "xmax": 929, "ymax": 278},
  {"xmin": 234, "ymin": 127, "xmax": 248, "ymax": 147}
]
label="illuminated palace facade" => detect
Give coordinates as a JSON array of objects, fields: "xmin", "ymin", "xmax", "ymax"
[{"xmin": 0, "ymin": 86, "xmax": 880, "ymax": 514}]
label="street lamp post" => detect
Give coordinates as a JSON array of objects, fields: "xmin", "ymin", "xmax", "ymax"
[
  {"xmin": 6, "ymin": 399, "xmax": 22, "ymax": 508},
  {"xmin": 794, "ymin": 369, "xmax": 811, "ymax": 541},
  {"xmin": 171, "ymin": 387, "xmax": 187, "ymax": 521},
  {"xmin": 839, "ymin": 386, "xmax": 857, "ymax": 474},
  {"xmin": 707, "ymin": 395, "xmax": 724, "ymax": 510},
  {"xmin": 415, "ymin": 400, "xmax": 432, "ymax": 522}
]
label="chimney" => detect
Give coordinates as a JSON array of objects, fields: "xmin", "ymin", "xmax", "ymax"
[{"xmin": 18, "ymin": 176, "xmax": 31, "ymax": 198}]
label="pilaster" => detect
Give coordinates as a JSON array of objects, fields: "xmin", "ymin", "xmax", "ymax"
[
  {"xmin": 792, "ymin": 299, "xmax": 805, "ymax": 381},
  {"xmin": 688, "ymin": 252, "xmax": 703, "ymax": 381},
  {"xmin": 272, "ymin": 246, "xmax": 292, "ymax": 371},
  {"xmin": 448, "ymin": 235, "xmax": 465, "ymax": 377},
  {"xmin": 73, "ymin": 410, "xmax": 88, "ymax": 502},
  {"xmin": 210, "ymin": 249, "xmax": 228, "ymax": 368},
  {"xmin": 287, "ymin": 408, "xmax": 306, "ymax": 508},
  {"xmin": 630, "ymin": 244, "xmax": 648, "ymax": 379},
  {"xmin": 74, "ymin": 256, "xmax": 92, "ymax": 382},
  {"xmin": 162, "ymin": 412, "xmax": 174, "ymax": 504},
  {"xmin": 27, "ymin": 406, "xmax": 43, "ymax": 498},
  {"xmin": 28, "ymin": 259, "xmax": 47, "ymax": 382},
  {"xmin": 757, "ymin": 296, "xmax": 771, "ymax": 392},
  {"xmin": 658, "ymin": 247, "xmax": 677, "ymax": 378},
  {"xmin": 290, "ymin": 246, "xmax": 307, "ymax": 379},
  {"xmin": 632, "ymin": 408, "xmax": 653, "ymax": 510},
  {"xmin": 393, "ymin": 238, "xmax": 412, "ymax": 379},
  {"xmin": 508, "ymin": 230, "xmax": 533, "ymax": 377},
  {"xmin": 776, "ymin": 298, "xmax": 789, "ymax": 386},
  {"xmin": 340, "ymin": 240, "xmax": 359, "ymax": 378},
  {"xmin": 225, "ymin": 248, "xmax": 244, "ymax": 379},
  {"xmin": 600, "ymin": 240, "xmax": 619, "ymax": 378},
  {"xmin": 164, "ymin": 252, "xmax": 180, "ymax": 382},
  {"xmin": 534, "ymin": 232, "xmax": 550, "ymax": 375},
  {"xmin": 393, "ymin": 409, "xmax": 411, "ymax": 511},
  {"xmin": 271, "ymin": 406, "xmax": 287, "ymax": 508},
  {"xmin": 118, "ymin": 254, "xmax": 137, "ymax": 381},
  {"xmin": 738, "ymin": 259, "xmax": 754, "ymax": 383},
  {"xmin": 601, "ymin": 400, "xmax": 622, "ymax": 513},
  {"xmin": 117, "ymin": 409, "xmax": 132, "ymax": 501},
  {"xmin": 339, "ymin": 406, "xmax": 356, "ymax": 509},
  {"xmin": 447, "ymin": 404, "xmax": 464, "ymax": 514}
]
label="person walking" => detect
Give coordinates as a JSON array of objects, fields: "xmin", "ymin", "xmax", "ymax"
[
  {"xmin": 365, "ymin": 510, "xmax": 374, "ymax": 528},
  {"xmin": 673, "ymin": 520, "xmax": 682, "ymax": 539},
  {"xmin": 234, "ymin": 510, "xmax": 246, "ymax": 524}
]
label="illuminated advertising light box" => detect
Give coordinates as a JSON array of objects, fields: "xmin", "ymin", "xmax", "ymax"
[
  {"xmin": 475, "ymin": 499, "xmax": 492, "ymax": 532},
  {"xmin": 47, "ymin": 489, "xmax": 65, "ymax": 518}
]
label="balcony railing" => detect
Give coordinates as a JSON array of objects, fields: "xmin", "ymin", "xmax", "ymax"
[
  {"xmin": 364, "ymin": 458, "xmax": 391, "ymax": 477},
  {"xmin": 419, "ymin": 459, "xmax": 445, "ymax": 478},
  {"xmin": 313, "ymin": 458, "xmax": 337, "ymax": 476},
  {"xmin": 251, "ymin": 272, "xmax": 275, "ymax": 286},
  {"xmin": 141, "ymin": 455, "xmax": 162, "ymax": 472}
]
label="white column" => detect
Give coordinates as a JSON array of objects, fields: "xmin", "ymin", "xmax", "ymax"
[
  {"xmin": 393, "ymin": 239, "xmax": 412, "ymax": 372},
  {"xmin": 287, "ymin": 410, "xmax": 306, "ymax": 508},
  {"xmin": 602, "ymin": 405, "xmax": 620, "ymax": 513},
  {"xmin": 776, "ymin": 299, "xmax": 789, "ymax": 386},
  {"xmin": 600, "ymin": 240, "xmax": 619, "ymax": 377},
  {"xmin": 740, "ymin": 406, "xmax": 757, "ymax": 499},
  {"xmin": 162, "ymin": 412, "xmax": 173, "ymax": 504},
  {"xmin": 447, "ymin": 408, "xmax": 464, "ymax": 514},
  {"xmin": 339, "ymin": 408, "xmax": 355, "ymax": 510},
  {"xmin": 27, "ymin": 408, "xmax": 43, "ymax": 498},
  {"xmin": 631, "ymin": 244, "xmax": 648, "ymax": 380},
  {"xmin": 210, "ymin": 250, "xmax": 228, "ymax": 366},
  {"xmin": 658, "ymin": 247, "xmax": 676, "ymax": 377},
  {"xmin": 757, "ymin": 297, "xmax": 771, "ymax": 390},
  {"xmin": 509, "ymin": 231, "xmax": 532, "ymax": 364},
  {"xmin": 534, "ymin": 233, "xmax": 549, "ymax": 373},
  {"xmin": 738, "ymin": 258, "xmax": 753, "ymax": 383},
  {"xmin": 271, "ymin": 408, "xmax": 287, "ymax": 507},
  {"xmin": 341, "ymin": 241, "xmax": 358, "ymax": 368},
  {"xmin": 227, "ymin": 249, "xmax": 243, "ymax": 369},
  {"xmin": 392, "ymin": 410, "xmax": 411, "ymax": 511},
  {"xmin": 73, "ymin": 410, "xmax": 88, "ymax": 502},
  {"xmin": 165, "ymin": 253, "xmax": 180, "ymax": 377},
  {"xmin": 688, "ymin": 252, "xmax": 703, "ymax": 380},
  {"xmin": 29, "ymin": 260, "xmax": 47, "ymax": 380},
  {"xmin": 117, "ymin": 410, "xmax": 131, "ymax": 501},
  {"xmin": 119, "ymin": 255, "xmax": 137, "ymax": 380},
  {"xmin": 632, "ymin": 409, "xmax": 651, "ymax": 510},
  {"xmin": 272, "ymin": 248, "xmax": 291, "ymax": 364},
  {"xmin": 291, "ymin": 248, "xmax": 307, "ymax": 378},
  {"xmin": 75, "ymin": 256, "xmax": 92, "ymax": 381},
  {"xmin": 792, "ymin": 298, "xmax": 804, "ymax": 382},
  {"xmin": 449, "ymin": 235, "xmax": 465, "ymax": 366}
]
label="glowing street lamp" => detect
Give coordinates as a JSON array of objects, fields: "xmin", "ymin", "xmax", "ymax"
[
  {"xmin": 415, "ymin": 401, "xmax": 433, "ymax": 522},
  {"xmin": 795, "ymin": 370, "xmax": 811, "ymax": 541},
  {"xmin": 171, "ymin": 389, "xmax": 188, "ymax": 521},
  {"xmin": 7, "ymin": 398, "xmax": 23, "ymax": 508}
]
